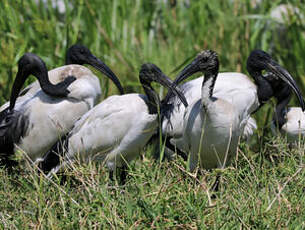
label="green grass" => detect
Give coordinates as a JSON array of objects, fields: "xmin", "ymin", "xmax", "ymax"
[
  {"xmin": 1, "ymin": 138, "xmax": 304, "ymax": 228},
  {"xmin": 0, "ymin": 0, "xmax": 305, "ymax": 228}
]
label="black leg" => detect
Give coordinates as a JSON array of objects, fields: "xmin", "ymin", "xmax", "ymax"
[
  {"xmin": 210, "ymin": 174, "xmax": 221, "ymax": 199},
  {"xmin": 211, "ymin": 174, "xmax": 220, "ymax": 192},
  {"xmin": 109, "ymin": 170, "xmax": 114, "ymax": 181},
  {"xmin": 108, "ymin": 166, "xmax": 128, "ymax": 184},
  {"xmin": 151, "ymin": 132, "xmax": 188, "ymax": 161},
  {"xmin": 39, "ymin": 151, "xmax": 60, "ymax": 174},
  {"xmin": 165, "ymin": 138, "xmax": 188, "ymax": 161},
  {"xmin": 196, "ymin": 170, "xmax": 220, "ymax": 199},
  {"xmin": 39, "ymin": 134, "xmax": 68, "ymax": 174},
  {"xmin": 119, "ymin": 165, "xmax": 128, "ymax": 185}
]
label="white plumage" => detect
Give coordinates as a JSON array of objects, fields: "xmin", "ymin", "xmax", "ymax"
[
  {"xmin": 184, "ymin": 96, "xmax": 241, "ymax": 170},
  {"xmin": 279, "ymin": 107, "xmax": 305, "ymax": 142},
  {"xmin": 1, "ymin": 64, "xmax": 101, "ymax": 112},
  {"xmin": 167, "ymin": 51, "xmax": 242, "ymax": 170},
  {"xmin": 41, "ymin": 63, "xmax": 187, "ymax": 180},
  {"xmin": 15, "ymin": 65, "xmax": 101, "ymax": 161},
  {"xmin": 271, "ymin": 106, "xmax": 305, "ymax": 143},
  {"xmin": 165, "ymin": 49, "xmax": 305, "ymax": 169},
  {"xmin": 0, "ymin": 46, "xmax": 124, "ymax": 166},
  {"xmin": 161, "ymin": 49, "xmax": 305, "ymax": 160},
  {"xmin": 56, "ymin": 94, "xmax": 158, "ymax": 171},
  {"xmin": 162, "ymin": 72, "xmax": 258, "ymax": 141}
]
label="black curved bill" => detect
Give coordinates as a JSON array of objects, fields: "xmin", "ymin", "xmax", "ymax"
[
  {"xmin": 266, "ymin": 60, "xmax": 305, "ymax": 111},
  {"xmin": 156, "ymin": 73, "xmax": 188, "ymax": 107},
  {"xmin": 172, "ymin": 59, "xmax": 200, "ymax": 86},
  {"xmin": 161, "ymin": 60, "xmax": 198, "ymax": 107},
  {"xmin": 9, "ymin": 69, "xmax": 27, "ymax": 111},
  {"xmin": 87, "ymin": 56, "xmax": 124, "ymax": 95}
]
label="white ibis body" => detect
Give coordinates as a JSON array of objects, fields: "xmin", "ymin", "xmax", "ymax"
[
  {"xmin": 10, "ymin": 65, "xmax": 101, "ymax": 161},
  {"xmin": 168, "ymin": 50, "xmax": 305, "ymax": 170},
  {"xmin": 40, "ymin": 64, "xmax": 187, "ymax": 181},
  {"xmin": 273, "ymin": 107, "xmax": 305, "ymax": 142},
  {"xmin": 162, "ymin": 72, "xmax": 259, "ymax": 141},
  {"xmin": 169, "ymin": 51, "xmax": 242, "ymax": 170},
  {"xmin": 0, "ymin": 48, "xmax": 123, "ymax": 166}
]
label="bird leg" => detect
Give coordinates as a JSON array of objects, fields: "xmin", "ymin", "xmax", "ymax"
[
  {"xmin": 109, "ymin": 170, "xmax": 114, "ymax": 182},
  {"xmin": 119, "ymin": 165, "xmax": 128, "ymax": 185},
  {"xmin": 108, "ymin": 165, "xmax": 128, "ymax": 185},
  {"xmin": 197, "ymin": 169, "xmax": 221, "ymax": 199},
  {"xmin": 211, "ymin": 174, "xmax": 221, "ymax": 193},
  {"xmin": 39, "ymin": 150, "xmax": 60, "ymax": 174},
  {"xmin": 165, "ymin": 138, "xmax": 188, "ymax": 161},
  {"xmin": 151, "ymin": 133, "xmax": 188, "ymax": 161}
]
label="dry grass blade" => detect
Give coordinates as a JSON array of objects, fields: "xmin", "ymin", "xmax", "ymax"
[{"xmin": 265, "ymin": 165, "xmax": 304, "ymax": 212}]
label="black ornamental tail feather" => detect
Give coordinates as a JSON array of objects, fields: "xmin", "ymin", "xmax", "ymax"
[
  {"xmin": 39, "ymin": 133, "xmax": 70, "ymax": 174},
  {"xmin": 0, "ymin": 108, "xmax": 29, "ymax": 168}
]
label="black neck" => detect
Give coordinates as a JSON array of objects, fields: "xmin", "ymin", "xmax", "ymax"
[
  {"xmin": 9, "ymin": 74, "xmax": 30, "ymax": 111},
  {"xmin": 273, "ymin": 85, "xmax": 291, "ymax": 129},
  {"xmin": 9, "ymin": 67, "xmax": 51, "ymax": 110},
  {"xmin": 38, "ymin": 71, "xmax": 65, "ymax": 95},
  {"xmin": 248, "ymin": 68, "xmax": 274, "ymax": 106},
  {"xmin": 161, "ymin": 90, "xmax": 173, "ymax": 107},
  {"xmin": 141, "ymin": 80, "xmax": 160, "ymax": 115},
  {"xmin": 9, "ymin": 63, "xmax": 74, "ymax": 111}
]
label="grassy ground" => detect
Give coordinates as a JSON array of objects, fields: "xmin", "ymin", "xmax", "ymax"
[
  {"xmin": 0, "ymin": 0, "xmax": 305, "ymax": 228},
  {"xmin": 0, "ymin": 137, "xmax": 304, "ymax": 228}
]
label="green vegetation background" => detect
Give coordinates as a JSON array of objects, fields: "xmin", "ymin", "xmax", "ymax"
[{"xmin": 0, "ymin": 0, "xmax": 304, "ymax": 228}]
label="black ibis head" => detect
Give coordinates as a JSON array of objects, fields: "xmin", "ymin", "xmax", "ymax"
[
  {"xmin": 247, "ymin": 50, "xmax": 304, "ymax": 111},
  {"xmin": 66, "ymin": 44, "xmax": 124, "ymax": 95},
  {"xmin": 139, "ymin": 63, "xmax": 188, "ymax": 107},
  {"xmin": 173, "ymin": 50, "xmax": 219, "ymax": 86},
  {"xmin": 9, "ymin": 53, "xmax": 76, "ymax": 111}
]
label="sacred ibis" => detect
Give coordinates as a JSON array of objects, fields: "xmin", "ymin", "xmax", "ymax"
[
  {"xmin": 161, "ymin": 49, "xmax": 305, "ymax": 160},
  {"xmin": 267, "ymin": 72, "xmax": 305, "ymax": 143},
  {"xmin": 168, "ymin": 50, "xmax": 243, "ymax": 170},
  {"xmin": 40, "ymin": 63, "xmax": 187, "ymax": 182},
  {"xmin": 0, "ymin": 48, "xmax": 124, "ymax": 166},
  {"xmin": 162, "ymin": 49, "xmax": 304, "ymax": 169},
  {"xmin": 0, "ymin": 53, "xmax": 75, "ymax": 165}
]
